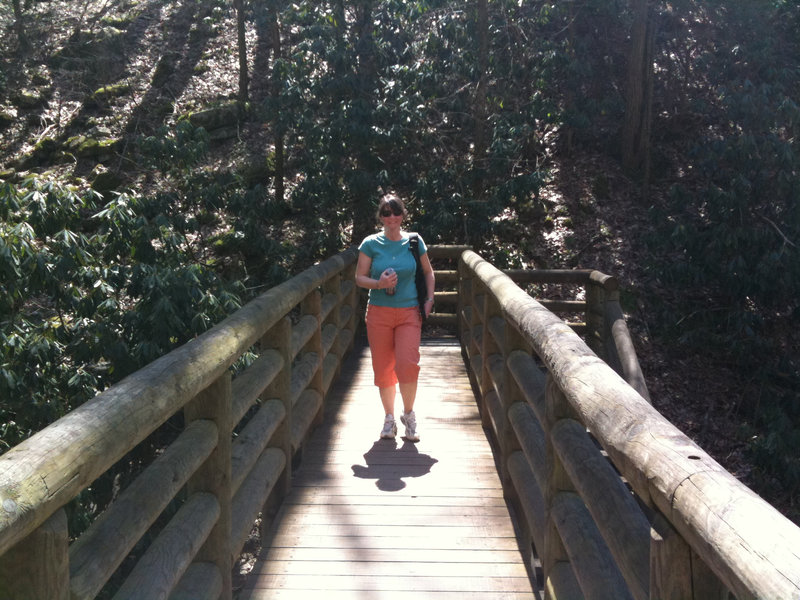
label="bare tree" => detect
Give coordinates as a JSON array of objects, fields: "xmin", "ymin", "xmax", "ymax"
[
  {"xmin": 350, "ymin": 0, "xmax": 380, "ymax": 245},
  {"xmin": 472, "ymin": 0, "xmax": 488, "ymax": 203},
  {"xmin": 11, "ymin": 0, "xmax": 30, "ymax": 52},
  {"xmin": 235, "ymin": 0, "xmax": 249, "ymax": 101},
  {"xmin": 268, "ymin": 0, "xmax": 284, "ymax": 205},
  {"xmin": 621, "ymin": 0, "xmax": 656, "ymax": 184}
]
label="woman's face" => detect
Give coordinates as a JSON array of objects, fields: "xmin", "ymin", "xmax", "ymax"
[{"xmin": 379, "ymin": 204, "xmax": 404, "ymax": 227}]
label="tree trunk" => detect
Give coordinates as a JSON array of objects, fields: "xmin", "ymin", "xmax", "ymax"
[
  {"xmin": 235, "ymin": 0, "xmax": 249, "ymax": 102},
  {"xmin": 332, "ymin": 0, "xmax": 345, "ymax": 59},
  {"xmin": 12, "ymin": 0, "xmax": 29, "ymax": 52},
  {"xmin": 350, "ymin": 0, "xmax": 380, "ymax": 245},
  {"xmin": 621, "ymin": 0, "xmax": 655, "ymax": 179},
  {"xmin": 472, "ymin": 0, "xmax": 489, "ymax": 204},
  {"xmin": 268, "ymin": 0, "xmax": 284, "ymax": 205},
  {"xmin": 562, "ymin": 1, "xmax": 577, "ymax": 154}
]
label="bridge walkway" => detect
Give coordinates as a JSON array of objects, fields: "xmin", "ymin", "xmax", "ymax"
[{"xmin": 238, "ymin": 336, "xmax": 538, "ymax": 599}]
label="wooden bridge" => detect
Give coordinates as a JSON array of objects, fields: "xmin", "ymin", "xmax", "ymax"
[
  {"xmin": 2, "ymin": 246, "xmax": 800, "ymax": 599},
  {"xmin": 240, "ymin": 337, "xmax": 534, "ymax": 599}
]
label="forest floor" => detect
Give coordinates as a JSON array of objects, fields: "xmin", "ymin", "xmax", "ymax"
[{"xmin": 0, "ymin": 0, "xmax": 785, "ymax": 523}]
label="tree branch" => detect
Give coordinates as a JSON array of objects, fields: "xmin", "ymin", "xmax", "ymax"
[{"xmin": 760, "ymin": 214, "xmax": 797, "ymax": 248}]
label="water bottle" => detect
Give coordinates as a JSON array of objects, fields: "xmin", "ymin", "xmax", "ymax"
[{"xmin": 384, "ymin": 267, "xmax": 396, "ymax": 295}]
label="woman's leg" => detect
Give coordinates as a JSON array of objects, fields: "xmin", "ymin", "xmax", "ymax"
[
  {"xmin": 398, "ymin": 381, "xmax": 417, "ymax": 413},
  {"xmin": 367, "ymin": 305, "xmax": 401, "ymax": 438},
  {"xmin": 395, "ymin": 308, "xmax": 422, "ymax": 441},
  {"xmin": 394, "ymin": 307, "xmax": 422, "ymax": 398},
  {"xmin": 379, "ymin": 386, "xmax": 397, "ymax": 415},
  {"xmin": 365, "ymin": 305, "xmax": 398, "ymax": 390}
]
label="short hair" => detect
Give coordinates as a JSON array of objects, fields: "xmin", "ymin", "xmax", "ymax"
[{"xmin": 376, "ymin": 191, "xmax": 408, "ymax": 221}]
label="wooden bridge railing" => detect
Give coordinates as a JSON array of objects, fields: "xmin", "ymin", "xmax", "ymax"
[
  {"xmin": 458, "ymin": 249, "xmax": 800, "ymax": 600},
  {"xmin": 0, "ymin": 247, "xmax": 361, "ymax": 600},
  {"xmin": 3, "ymin": 244, "xmax": 800, "ymax": 599},
  {"xmin": 0, "ymin": 244, "xmax": 466, "ymax": 599}
]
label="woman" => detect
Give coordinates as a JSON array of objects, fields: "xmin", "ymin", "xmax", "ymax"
[{"xmin": 355, "ymin": 193, "xmax": 435, "ymax": 442}]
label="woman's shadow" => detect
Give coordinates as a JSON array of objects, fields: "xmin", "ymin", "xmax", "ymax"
[{"xmin": 351, "ymin": 440, "xmax": 438, "ymax": 492}]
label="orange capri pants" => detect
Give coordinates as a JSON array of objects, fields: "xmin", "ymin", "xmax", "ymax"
[{"xmin": 365, "ymin": 304, "xmax": 422, "ymax": 388}]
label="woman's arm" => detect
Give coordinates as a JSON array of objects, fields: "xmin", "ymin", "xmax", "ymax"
[
  {"xmin": 355, "ymin": 251, "xmax": 396, "ymax": 290},
  {"xmin": 420, "ymin": 252, "xmax": 435, "ymax": 316}
]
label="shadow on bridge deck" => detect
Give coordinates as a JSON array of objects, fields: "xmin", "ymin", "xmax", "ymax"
[{"xmin": 237, "ymin": 336, "xmax": 539, "ymax": 599}]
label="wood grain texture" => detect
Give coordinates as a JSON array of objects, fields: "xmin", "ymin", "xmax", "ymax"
[
  {"xmin": 0, "ymin": 248, "xmax": 359, "ymax": 557},
  {"xmin": 169, "ymin": 562, "xmax": 223, "ymax": 600},
  {"xmin": 232, "ymin": 448, "xmax": 286, "ymax": 560},
  {"xmin": 0, "ymin": 509, "xmax": 68, "ymax": 600},
  {"xmin": 231, "ymin": 349, "xmax": 283, "ymax": 424},
  {"xmin": 69, "ymin": 420, "xmax": 217, "ymax": 599},
  {"xmin": 231, "ymin": 399, "xmax": 286, "ymax": 494},
  {"xmin": 114, "ymin": 492, "xmax": 220, "ymax": 600},
  {"xmin": 460, "ymin": 250, "xmax": 800, "ymax": 599},
  {"xmin": 237, "ymin": 338, "xmax": 537, "ymax": 600},
  {"xmin": 550, "ymin": 418, "xmax": 649, "ymax": 600}
]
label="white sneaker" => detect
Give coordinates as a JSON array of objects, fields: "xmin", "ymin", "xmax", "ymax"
[
  {"xmin": 380, "ymin": 414, "xmax": 397, "ymax": 439},
  {"xmin": 400, "ymin": 411, "xmax": 420, "ymax": 442}
]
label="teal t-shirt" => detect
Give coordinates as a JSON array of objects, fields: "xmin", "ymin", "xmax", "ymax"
[{"xmin": 359, "ymin": 232, "xmax": 428, "ymax": 307}]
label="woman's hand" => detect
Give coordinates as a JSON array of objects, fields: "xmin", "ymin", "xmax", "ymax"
[
  {"xmin": 420, "ymin": 249, "xmax": 435, "ymax": 317},
  {"xmin": 424, "ymin": 298, "xmax": 434, "ymax": 317},
  {"xmin": 379, "ymin": 269, "xmax": 398, "ymax": 289}
]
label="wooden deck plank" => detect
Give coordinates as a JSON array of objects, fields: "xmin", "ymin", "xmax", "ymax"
[
  {"xmin": 267, "ymin": 504, "xmax": 513, "ymax": 517},
  {"xmin": 257, "ymin": 560, "xmax": 530, "ymax": 577},
  {"xmin": 252, "ymin": 592, "xmax": 534, "ymax": 600},
  {"xmin": 237, "ymin": 337, "xmax": 536, "ymax": 600},
  {"xmin": 281, "ymin": 492, "xmax": 509, "ymax": 507},
  {"xmin": 283, "ymin": 488, "xmax": 507, "ymax": 501},
  {"xmin": 247, "ymin": 574, "xmax": 533, "ymax": 592},
  {"xmin": 265, "ymin": 524, "xmax": 517, "ymax": 539},
  {"xmin": 262, "ymin": 547, "xmax": 526, "ymax": 562},
  {"xmin": 274, "ymin": 512, "xmax": 518, "ymax": 528},
  {"xmin": 264, "ymin": 535, "xmax": 522, "ymax": 552}
]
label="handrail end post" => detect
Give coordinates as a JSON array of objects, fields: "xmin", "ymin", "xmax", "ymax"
[{"xmin": 0, "ymin": 509, "xmax": 69, "ymax": 600}]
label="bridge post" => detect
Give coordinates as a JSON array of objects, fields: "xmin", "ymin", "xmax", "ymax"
[
  {"xmin": 0, "ymin": 509, "xmax": 68, "ymax": 600},
  {"xmin": 585, "ymin": 271, "xmax": 616, "ymax": 362},
  {"xmin": 184, "ymin": 372, "xmax": 233, "ymax": 600},
  {"xmin": 650, "ymin": 512, "xmax": 730, "ymax": 599}
]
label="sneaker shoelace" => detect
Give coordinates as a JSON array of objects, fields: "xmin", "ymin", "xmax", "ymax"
[
  {"xmin": 381, "ymin": 415, "xmax": 396, "ymax": 436},
  {"xmin": 402, "ymin": 411, "xmax": 417, "ymax": 435}
]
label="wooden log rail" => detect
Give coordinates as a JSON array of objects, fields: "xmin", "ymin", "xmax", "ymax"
[
  {"xmin": 7, "ymin": 242, "xmax": 797, "ymax": 599},
  {"xmin": 503, "ymin": 268, "xmax": 649, "ymax": 402},
  {"xmin": 0, "ymin": 244, "xmax": 466, "ymax": 599},
  {"xmin": 0, "ymin": 247, "xmax": 361, "ymax": 600},
  {"xmin": 458, "ymin": 249, "xmax": 800, "ymax": 600}
]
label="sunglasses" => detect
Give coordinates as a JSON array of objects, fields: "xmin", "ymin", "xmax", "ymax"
[{"xmin": 380, "ymin": 208, "xmax": 403, "ymax": 217}]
